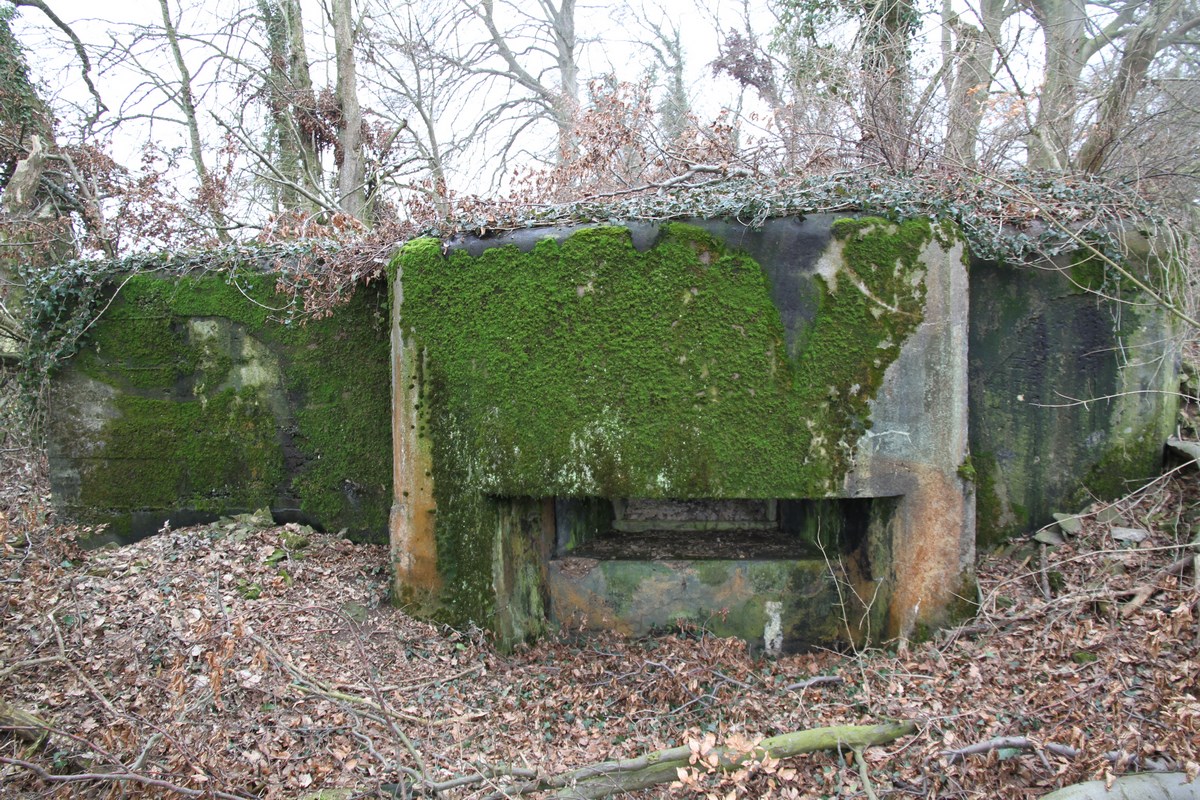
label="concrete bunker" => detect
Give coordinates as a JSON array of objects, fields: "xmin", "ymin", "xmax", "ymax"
[
  {"xmin": 41, "ymin": 210, "xmax": 1180, "ymax": 652},
  {"xmin": 390, "ymin": 216, "xmax": 975, "ymax": 651}
]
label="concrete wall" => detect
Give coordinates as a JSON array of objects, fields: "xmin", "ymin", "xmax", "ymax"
[
  {"xmin": 969, "ymin": 242, "xmax": 1179, "ymax": 545},
  {"xmin": 46, "ymin": 272, "xmax": 392, "ymax": 544}
]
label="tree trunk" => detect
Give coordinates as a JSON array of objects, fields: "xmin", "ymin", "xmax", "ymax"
[
  {"xmin": 331, "ymin": 0, "xmax": 367, "ymax": 221},
  {"xmin": 1076, "ymin": 0, "xmax": 1182, "ymax": 173},
  {"xmin": 157, "ymin": 0, "xmax": 231, "ymax": 241},
  {"xmin": 1026, "ymin": 0, "xmax": 1088, "ymax": 170},
  {"xmin": 549, "ymin": 0, "xmax": 578, "ymax": 161},
  {"xmin": 943, "ymin": 0, "xmax": 1010, "ymax": 168},
  {"xmin": 260, "ymin": 0, "xmax": 320, "ymax": 212},
  {"xmin": 284, "ymin": 0, "xmax": 320, "ymax": 196}
]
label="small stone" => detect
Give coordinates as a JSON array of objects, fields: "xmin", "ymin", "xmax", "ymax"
[
  {"xmin": 1052, "ymin": 513, "xmax": 1083, "ymax": 535},
  {"xmin": 1096, "ymin": 506, "xmax": 1126, "ymax": 526},
  {"xmin": 1033, "ymin": 529, "xmax": 1065, "ymax": 546},
  {"xmin": 1110, "ymin": 526, "xmax": 1148, "ymax": 543}
]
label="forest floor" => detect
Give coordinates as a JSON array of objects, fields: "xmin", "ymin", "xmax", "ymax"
[{"xmin": 1, "ymin": 410, "xmax": 1198, "ymax": 798}]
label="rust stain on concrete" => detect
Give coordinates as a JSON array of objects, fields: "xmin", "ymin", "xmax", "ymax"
[
  {"xmin": 886, "ymin": 464, "xmax": 973, "ymax": 639},
  {"xmin": 390, "ymin": 310, "xmax": 440, "ymax": 600}
]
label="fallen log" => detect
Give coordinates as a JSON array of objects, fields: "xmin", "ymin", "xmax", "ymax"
[{"xmin": 483, "ymin": 721, "xmax": 917, "ymax": 800}]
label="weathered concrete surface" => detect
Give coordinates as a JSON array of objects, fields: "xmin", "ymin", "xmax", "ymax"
[
  {"xmin": 969, "ymin": 243, "xmax": 1179, "ymax": 546},
  {"xmin": 389, "ymin": 289, "xmax": 440, "ymax": 605},
  {"xmin": 844, "ymin": 229, "xmax": 975, "ymax": 638}
]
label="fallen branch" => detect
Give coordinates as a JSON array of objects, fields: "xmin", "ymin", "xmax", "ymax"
[
  {"xmin": 0, "ymin": 755, "xmax": 253, "ymax": 800},
  {"xmin": 0, "ymin": 655, "xmax": 65, "ymax": 683},
  {"xmin": 483, "ymin": 721, "xmax": 917, "ymax": 800},
  {"xmin": 1163, "ymin": 555, "xmax": 1195, "ymax": 576},
  {"xmin": 1120, "ymin": 584, "xmax": 1159, "ymax": 617},
  {"xmin": 943, "ymin": 736, "xmax": 1079, "ymax": 765},
  {"xmin": 1038, "ymin": 544, "xmax": 1053, "ymax": 601},
  {"xmin": 786, "ymin": 675, "xmax": 845, "ymax": 691}
]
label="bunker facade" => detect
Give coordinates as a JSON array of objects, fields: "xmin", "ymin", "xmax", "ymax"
[{"xmin": 44, "ymin": 213, "xmax": 1179, "ymax": 651}]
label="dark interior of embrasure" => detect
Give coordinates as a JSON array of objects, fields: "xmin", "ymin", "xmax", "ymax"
[{"xmin": 550, "ymin": 496, "xmax": 899, "ymax": 561}]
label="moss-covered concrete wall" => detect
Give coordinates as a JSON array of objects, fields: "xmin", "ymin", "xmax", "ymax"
[
  {"xmin": 969, "ymin": 239, "xmax": 1180, "ymax": 546},
  {"xmin": 390, "ymin": 216, "xmax": 974, "ymax": 649},
  {"xmin": 47, "ymin": 272, "xmax": 392, "ymax": 543},
  {"xmin": 43, "ymin": 212, "xmax": 1179, "ymax": 651}
]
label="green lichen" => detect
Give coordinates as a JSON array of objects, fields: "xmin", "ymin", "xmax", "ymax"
[
  {"xmin": 1078, "ymin": 421, "xmax": 1165, "ymax": 502},
  {"xmin": 396, "ymin": 218, "xmax": 934, "ymax": 630},
  {"xmin": 973, "ymin": 451, "xmax": 1022, "ymax": 548}
]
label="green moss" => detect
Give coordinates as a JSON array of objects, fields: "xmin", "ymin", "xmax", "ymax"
[
  {"xmin": 957, "ymin": 455, "xmax": 976, "ymax": 483},
  {"xmin": 69, "ymin": 272, "xmax": 391, "ymax": 541},
  {"xmin": 280, "ymin": 285, "xmax": 392, "ymax": 536},
  {"xmin": 696, "ymin": 561, "xmax": 732, "ymax": 587},
  {"xmin": 604, "ymin": 562, "xmax": 665, "ymax": 612},
  {"xmin": 1068, "ymin": 249, "xmax": 1138, "ymax": 296},
  {"xmin": 397, "ymin": 219, "xmax": 935, "ymax": 629},
  {"xmin": 78, "ymin": 387, "xmax": 283, "ymax": 514}
]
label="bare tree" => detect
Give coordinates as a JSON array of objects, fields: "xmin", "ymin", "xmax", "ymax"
[
  {"xmin": 157, "ymin": 0, "xmax": 232, "ymax": 241},
  {"xmin": 359, "ymin": 0, "xmax": 476, "ymax": 213},
  {"xmin": 459, "ymin": 0, "xmax": 581, "ymax": 173},
  {"xmin": 1076, "ymin": 0, "xmax": 1197, "ymax": 173}
]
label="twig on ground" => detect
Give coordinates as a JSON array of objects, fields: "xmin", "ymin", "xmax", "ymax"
[
  {"xmin": 48, "ymin": 611, "xmax": 120, "ymax": 719},
  {"xmin": 853, "ymin": 747, "xmax": 879, "ymax": 800},
  {"xmin": 942, "ymin": 736, "xmax": 1079, "ymax": 765},
  {"xmin": 712, "ymin": 670, "xmax": 752, "ymax": 690},
  {"xmin": 335, "ymin": 661, "xmax": 485, "ymax": 694},
  {"xmin": 0, "ymin": 756, "xmax": 254, "ymax": 800},
  {"xmin": 786, "ymin": 675, "xmax": 845, "ymax": 691}
]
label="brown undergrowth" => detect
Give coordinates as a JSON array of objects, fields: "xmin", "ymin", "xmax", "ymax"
[{"xmin": 1, "ymin": 421, "xmax": 1198, "ymax": 798}]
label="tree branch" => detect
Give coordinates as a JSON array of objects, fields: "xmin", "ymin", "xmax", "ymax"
[{"xmin": 9, "ymin": 0, "xmax": 106, "ymax": 126}]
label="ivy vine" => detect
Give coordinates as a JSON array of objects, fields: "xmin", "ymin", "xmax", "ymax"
[{"xmin": 15, "ymin": 170, "xmax": 1179, "ymax": 389}]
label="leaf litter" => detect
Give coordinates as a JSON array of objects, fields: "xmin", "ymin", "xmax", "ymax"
[{"xmin": 1, "ymin": 448, "xmax": 1198, "ymax": 798}]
